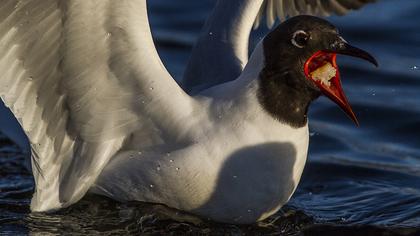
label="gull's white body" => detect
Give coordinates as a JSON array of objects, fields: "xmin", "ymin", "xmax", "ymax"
[
  {"xmin": 93, "ymin": 46, "xmax": 309, "ymax": 223},
  {"xmin": 0, "ymin": 0, "xmax": 373, "ymax": 223}
]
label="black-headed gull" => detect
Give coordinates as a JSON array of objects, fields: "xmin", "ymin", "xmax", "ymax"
[{"xmin": 0, "ymin": 0, "xmax": 376, "ymax": 224}]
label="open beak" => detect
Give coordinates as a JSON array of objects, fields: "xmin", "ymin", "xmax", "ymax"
[{"xmin": 304, "ymin": 38, "xmax": 378, "ymax": 126}]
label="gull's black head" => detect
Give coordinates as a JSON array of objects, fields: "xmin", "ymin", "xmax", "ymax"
[{"xmin": 258, "ymin": 15, "xmax": 377, "ymax": 128}]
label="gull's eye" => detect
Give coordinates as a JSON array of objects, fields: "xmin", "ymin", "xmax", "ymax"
[{"xmin": 291, "ymin": 30, "xmax": 310, "ymax": 48}]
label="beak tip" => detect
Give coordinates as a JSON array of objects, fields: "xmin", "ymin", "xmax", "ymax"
[
  {"xmin": 350, "ymin": 115, "xmax": 360, "ymax": 127},
  {"xmin": 362, "ymin": 52, "xmax": 378, "ymax": 68},
  {"xmin": 371, "ymin": 58, "xmax": 379, "ymax": 68}
]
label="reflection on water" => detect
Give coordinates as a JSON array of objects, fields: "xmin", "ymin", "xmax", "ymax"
[{"xmin": 1, "ymin": 0, "xmax": 420, "ymax": 234}]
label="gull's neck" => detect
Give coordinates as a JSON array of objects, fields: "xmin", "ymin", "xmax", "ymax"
[{"xmin": 237, "ymin": 41, "xmax": 319, "ymax": 128}]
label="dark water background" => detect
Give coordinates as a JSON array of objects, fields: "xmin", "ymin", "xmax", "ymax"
[{"xmin": 1, "ymin": 0, "xmax": 419, "ymax": 235}]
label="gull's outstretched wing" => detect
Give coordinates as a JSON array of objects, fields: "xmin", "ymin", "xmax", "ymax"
[
  {"xmin": 255, "ymin": 0, "xmax": 377, "ymax": 28},
  {"xmin": 0, "ymin": 0, "xmax": 193, "ymax": 211},
  {"xmin": 183, "ymin": 0, "xmax": 375, "ymax": 93}
]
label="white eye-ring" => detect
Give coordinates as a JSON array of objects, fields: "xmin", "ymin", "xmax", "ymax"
[{"xmin": 291, "ymin": 30, "xmax": 310, "ymax": 48}]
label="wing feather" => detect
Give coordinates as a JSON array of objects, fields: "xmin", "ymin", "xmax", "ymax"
[
  {"xmin": 0, "ymin": 0, "xmax": 192, "ymax": 211},
  {"xmin": 266, "ymin": 0, "xmax": 276, "ymax": 28},
  {"xmin": 259, "ymin": 0, "xmax": 376, "ymax": 28}
]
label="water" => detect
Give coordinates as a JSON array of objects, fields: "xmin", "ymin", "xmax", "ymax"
[{"xmin": 1, "ymin": 0, "xmax": 420, "ymax": 235}]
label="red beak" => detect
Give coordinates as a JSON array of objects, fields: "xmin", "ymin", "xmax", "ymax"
[{"xmin": 304, "ymin": 42, "xmax": 378, "ymax": 126}]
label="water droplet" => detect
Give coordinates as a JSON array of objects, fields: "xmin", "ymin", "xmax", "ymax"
[
  {"xmin": 106, "ymin": 32, "xmax": 112, "ymax": 37},
  {"xmin": 176, "ymin": 167, "xmax": 180, "ymax": 171},
  {"xmin": 156, "ymin": 165, "xmax": 161, "ymax": 171},
  {"xmin": 232, "ymin": 175, "xmax": 237, "ymax": 179},
  {"xmin": 27, "ymin": 76, "xmax": 33, "ymax": 81},
  {"xmin": 166, "ymin": 152, "xmax": 171, "ymax": 157},
  {"xmin": 169, "ymin": 159, "xmax": 173, "ymax": 163},
  {"xmin": 138, "ymin": 151, "xmax": 142, "ymax": 155},
  {"xmin": 234, "ymin": 216, "xmax": 242, "ymax": 222},
  {"xmin": 247, "ymin": 209, "xmax": 252, "ymax": 213},
  {"xmin": 209, "ymin": 32, "xmax": 213, "ymax": 36},
  {"xmin": 149, "ymin": 87, "xmax": 154, "ymax": 90},
  {"xmin": 309, "ymin": 132, "xmax": 316, "ymax": 137},
  {"xmin": 411, "ymin": 65, "xmax": 418, "ymax": 70},
  {"xmin": 150, "ymin": 184, "xmax": 154, "ymax": 188}
]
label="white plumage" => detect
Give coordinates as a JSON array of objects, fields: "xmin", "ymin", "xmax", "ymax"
[{"xmin": 0, "ymin": 0, "xmax": 374, "ymax": 223}]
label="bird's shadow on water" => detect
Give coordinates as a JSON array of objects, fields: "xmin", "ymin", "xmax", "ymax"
[{"xmin": 193, "ymin": 142, "xmax": 297, "ymax": 224}]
